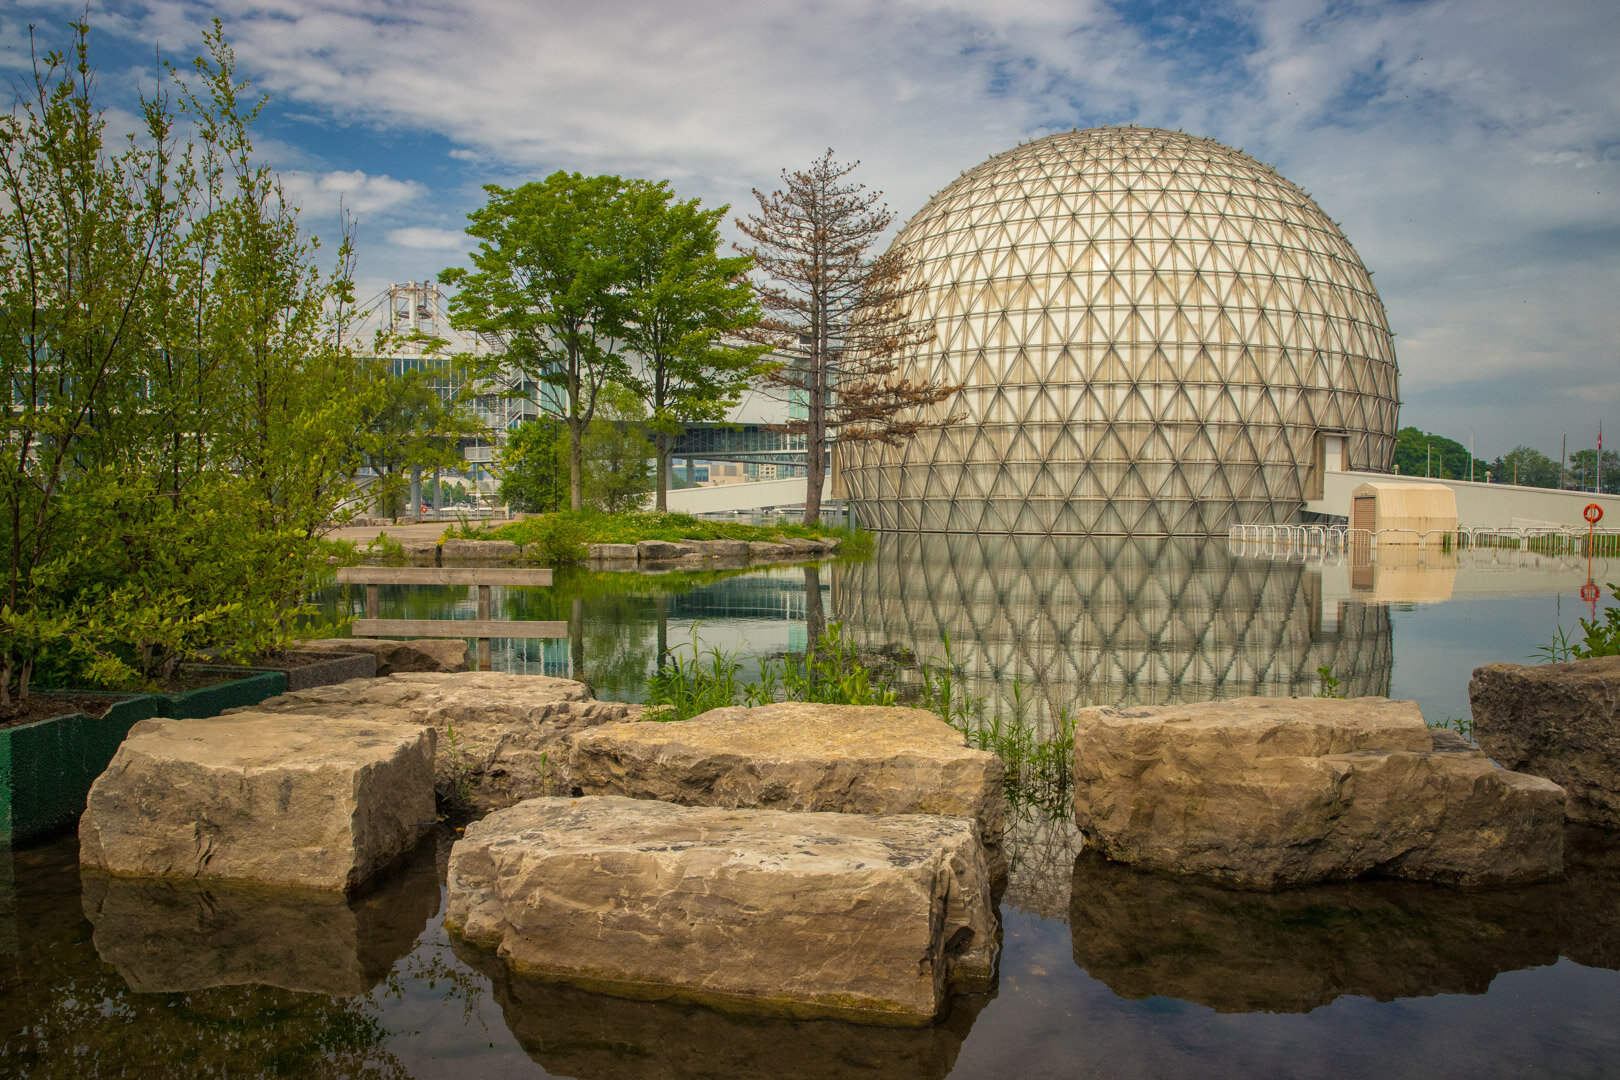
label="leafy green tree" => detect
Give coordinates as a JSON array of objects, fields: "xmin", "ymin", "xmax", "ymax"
[
  {"xmin": 1490, "ymin": 445, "xmax": 1561, "ymax": 489},
  {"xmin": 357, "ymin": 356, "xmax": 483, "ymax": 522},
  {"xmin": 616, "ymin": 184, "xmax": 770, "ymax": 510},
  {"xmin": 498, "ymin": 418, "xmax": 569, "ymax": 514},
  {"xmin": 1567, "ymin": 448, "xmax": 1619, "ymax": 494},
  {"xmin": 443, "ymin": 173, "xmax": 646, "ymax": 512},
  {"xmin": 581, "ymin": 385, "xmax": 655, "ymax": 513},
  {"xmin": 1391, "ymin": 427, "xmax": 1487, "ymax": 481}
]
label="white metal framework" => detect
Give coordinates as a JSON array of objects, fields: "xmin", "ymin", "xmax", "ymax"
[{"xmin": 842, "ymin": 127, "xmax": 1401, "ymax": 535}]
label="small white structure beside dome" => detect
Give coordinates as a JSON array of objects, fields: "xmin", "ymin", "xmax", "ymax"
[{"xmin": 841, "ymin": 126, "xmax": 1401, "ymax": 535}]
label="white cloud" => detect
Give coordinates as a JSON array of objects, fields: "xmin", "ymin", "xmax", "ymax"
[
  {"xmin": 280, "ymin": 169, "xmax": 424, "ymax": 216},
  {"xmin": 387, "ymin": 225, "xmax": 468, "ymax": 251},
  {"xmin": 9, "ymin": 0, "xmax": 1620, "ymax": 455}
]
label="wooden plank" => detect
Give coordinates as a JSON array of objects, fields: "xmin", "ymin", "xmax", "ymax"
[
  {"xmin": 335, "ymin": 567, "xmax": 554, "ymax": 586},
  {"xmin": 352, "ymin": 619, "xmax": 568, "ymax": 639}
]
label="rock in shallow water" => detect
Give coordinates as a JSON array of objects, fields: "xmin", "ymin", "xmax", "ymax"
[
  {"xmin": 1470, "ymin": 654, "xmax": 1620, "ymax": 829},
  {"xmin": 1071, "ymin": 696, "xmax": 1566, "ymax": 889},
  {"xmin": 80, "ymin": 712, "xmax": 435, "ymax": 891},
  {"xmin": 567, "ymin": 702, "xmax": 1008, "ymax": 882},
  {"xmin": 444, "ymin": 796, "xmax": 998, "ymax": 1025}
]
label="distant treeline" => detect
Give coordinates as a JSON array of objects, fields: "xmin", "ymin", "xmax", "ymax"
[{"xmin": 1392, "ymin": 427, "xmax": 1617, "ymax": 493}]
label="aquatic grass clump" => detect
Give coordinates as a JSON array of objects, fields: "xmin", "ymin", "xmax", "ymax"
[
  {"xmin": 916, "ymin": 635, "xmax": 1077, "ymax": 816},
  {"xmin": 1533, "ymin": 583, "xmax": 1620, "ymax": 662},
  {"xmin": 644, "ymin": 623, "xmax": 895, "ymax": 722}
]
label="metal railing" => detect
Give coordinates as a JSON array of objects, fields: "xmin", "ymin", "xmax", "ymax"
[{"xmin": 1229, "ymin": 522, "xmax": 1620, "ymax": 563}]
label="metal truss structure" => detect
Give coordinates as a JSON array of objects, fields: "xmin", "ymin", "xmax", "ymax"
[{"xmin": 842, "ymin": 127, "xmax": 1401, "ymax": 535}]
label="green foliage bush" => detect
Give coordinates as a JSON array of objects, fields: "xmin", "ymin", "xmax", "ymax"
[
  {"xmin": 1574, "ymin": 584, "xmax": 1620, "ymax": 659},
  {"xmin": 0, "ymin": 22, "xmax": 358, "ymax": 703}
]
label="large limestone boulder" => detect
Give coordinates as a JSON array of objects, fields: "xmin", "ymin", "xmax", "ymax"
[
  {"xmin": 567, "ymin": 702, "xmax": 1007, "ymax": 880},
  {"xmin": 1072, "ymin": 696, "xmax": 1566, "ymax": 889},
  {"xmin": 445, "ymin": 796, "xmax": 996, "ymax": 1025},
  {"xmin": 1470, "ymin": 655, "xmax": 1620, "ymax": 828},
  {"xmin": 80, "ymin": 713, "xmax": 435, "ymax": 891},
  {"xmin": 238, "ymin": 672, "xmax": 645, "ymax": 811},
  {"xmin": 299, "ymin": 637, "xmax": 469, "ymax": 674}
]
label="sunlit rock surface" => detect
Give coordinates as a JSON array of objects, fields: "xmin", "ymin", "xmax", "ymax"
[
  {"xmin": 81, "ymin": 837, "xmax": 440, "ymax": 995},
  {"xmin": 445, "ymin": 796, "xmax": 996, "ymax": 1024},
  {"xmin": 300, "ymin": 636, "xmax": 469, "ymax": 674},
  {"xmin": 1471, "ymin": 655, "xmax": 1620, "ymax": 828},
  {"xmin": 1072, "ymin": 696, "xmax": 1565, "ymax": 888},
  {"xmin": 568, "ymin": 702, "xmax": 1008, "ymax": 882},
  {"xmin": 454, "ymin": 937, "xmax": 989, "ymax": 1080},
  {"xmin": 80, "ymin": 713, "xmax": 435, "ymax": 891},
  {"xmin": 1069, "ymin": 824, "xmax": 1620, "ymax": 1012},
  {"xmin": 237, "ymin": 672, "xmax": 645, "ymax": 811}
]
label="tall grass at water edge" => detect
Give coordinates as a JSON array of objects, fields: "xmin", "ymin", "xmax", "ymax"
[{"xmin": 644, "ymin": 624, "xmax": 1076, "ymax": 814}]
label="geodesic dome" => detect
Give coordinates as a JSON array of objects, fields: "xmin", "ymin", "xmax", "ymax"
[{"xmin": 840, "ymin": 127, "xmax": 1400, "ymax": 535}]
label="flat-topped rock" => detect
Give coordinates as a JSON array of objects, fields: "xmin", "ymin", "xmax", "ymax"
[
  {"xmin": 568, "ymin": 702, "xmax": 1007, "ymax": 880},
  {"xmin": 299, "ymin": 637, "xmax": 468, "ymax": 674},
  {"xmin": 445, "ymin": 796, "xmax": 996, "ymax": 1025},
  {"xmin": 1470, "ymin": 655, "xmax": 1620, "ymax": 828},
  {"xmin": 238, "ymin": 672, "xmax": 644, "ymax": 811},
  {"xmin": 1072, "ymin": 696, "xmax": 1566, "ymax": 889},
  {"xmin": 80, "ymin": 713, "xmax": 435, "ymax": 891}
]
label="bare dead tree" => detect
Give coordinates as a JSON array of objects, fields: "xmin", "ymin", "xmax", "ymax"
[{"xmin": 736, "ymin": 151, "xmax": 957, "ymax": 524}]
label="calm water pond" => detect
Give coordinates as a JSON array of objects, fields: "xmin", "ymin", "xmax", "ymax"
[{"xmin": 4, "ymin": 534, "xmax": 1618, "ymax": 1078}]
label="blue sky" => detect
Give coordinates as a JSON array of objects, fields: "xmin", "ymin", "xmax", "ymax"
[{"xmin": 4, "ymin": 0, "xmax": 1616, "ymax": 460}]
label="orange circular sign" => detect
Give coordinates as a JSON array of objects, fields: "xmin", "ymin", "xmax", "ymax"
[
  {"xmin": 1587, "ymin": 503, "xmax": 1605, "ymax": 524},
  {"xmin": 1582, "ymin": 582, "xmax": 1602, "ymax": 603}
]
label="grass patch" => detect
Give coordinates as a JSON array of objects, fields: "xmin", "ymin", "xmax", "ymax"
[{"xmin": 449, "ymin": 509, "xmax": 865, "ymax": 554}]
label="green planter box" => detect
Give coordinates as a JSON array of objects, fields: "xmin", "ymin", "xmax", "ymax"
[{"xmin": 1, "ymin": 670, "xmax": 287, "ymax": 847}]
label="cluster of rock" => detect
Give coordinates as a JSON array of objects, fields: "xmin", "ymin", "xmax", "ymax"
[
  {"xmin": 1470, "ymin": 654, "xmax": 1620, "ymax": 829},
  {"xmin": 1070, "ymin": 696, "xmax": 1566, "ymax": 889},
  {"xmin": 446, "ymin": 701, "xmax": 1007, "ymax": 1024},
  {"xmin": 77, "ymin": 672, "xmax": 1005, "ymax": 1027}
]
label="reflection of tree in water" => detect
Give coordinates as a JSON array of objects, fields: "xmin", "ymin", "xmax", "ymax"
[{"xmin": 833, "ymin": 533, "xmax": 1393, "ymax": 726}]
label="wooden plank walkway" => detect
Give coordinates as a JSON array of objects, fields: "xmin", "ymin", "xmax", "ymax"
[{"xmin": 334, "ymin": 565, "xmax": 564, "ymax": 668}]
